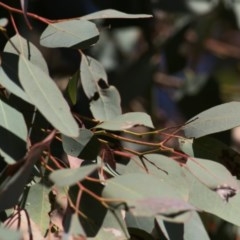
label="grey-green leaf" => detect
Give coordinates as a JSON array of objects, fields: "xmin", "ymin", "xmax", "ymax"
[
  {"xmin": 183, "ymin": 102, "xmax": 240, "ymax": 138},
  {"xmin": 62, "ymin": 128, "xmax": 100, "ymax": 160},
  {"xmin": 184, "ymin": 212, "xmax": 210, "ymax": 240},
  {"xmin": 80, "ymin": 54, "xmax": 121, "ymax": 120},
  {"xmin": 25, "ymin": 178, "xmax": 51, "ymax": 234},
  {"xmin": 96, "ymin": 112, "xmax": 154, "ymax": 130},
  {"xmin": 0, "ymin": 227, "xmax": 21, "ymax": 240},
  {"xmin": 186, "ymin": 157, "xmax": 240, "ymax": 191},
  {"xmin": 0, "ymin": 52, "xmax": 30, "ymax": 103},
  {"xmin": 103, "ymin": 173, "xmax": 190, "ymax": 217},
  {"xmin": 4, "ymin": 34, "xmax": 49, "ymax": 74},
  {"xmin": 81, "ymin": 9, "xmax": 152, "ymax": 20},
  {"xmin": 40, "ymin": 19, "xmax": 99, "ymax": 49},
  {"xmin": 0, "ymin": 99, "xmax": 27, "ymax": 164},
  {"xmin": 18, "ymin": 54, "xmax": 78, "ymax": 137},
  {"xmin": 49, "ymin": 165, "xmax": 98, "ymax": 187},
  {"xmin": 67, "ymin": 70, "xmax": 79, "ymax": 105}
]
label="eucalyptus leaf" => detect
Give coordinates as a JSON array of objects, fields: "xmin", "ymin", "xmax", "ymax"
[
  {"xmin": 18, "ymin": 55, "xmax": 78, "ymax": 137},
  {"xmin": 0, "ymin": 52, "xmax": 30, "ymax": 103},
  {"xmin": 49, "ymin": 165, "xmax": 98, "ymax": 187},
  {"xmin": 81, "ymin": 9, "xmax": 152, "ymax": 20},
  {"xmin": 62, "ymin": 128, "xmax": 100, "ymax": 160},
  {"xmin": 40, "ymin": 19, "xmax": 99, "ymax": 49},
  {"xmin": 25, "ymin": 178, "xmax": 51, "ymax": 234},
  {"xmin": 5, "ymin": 34, "xmax": 49, "ymax": 73},
  {"xmin": 183, "ymin": 102, "xmax": 240, "ymax": 138},
  {"xmin": 186, "ymin": 157, "xmax": 240, "ymax": 192},
  {"xmin": 186, "ymin": 169, "xmax": 240, "ymax": 226},
  {"xmin": 0, "ymin": 99, "xmax": 27, "ymax": 164},
  {"xmin": 80, "ymin": 54, "xmax": 121, "ymax": 121},
  {"xmin": 103, "ymin": 173, "xmax": 191, "ymax": 217},
  {"xmin": 184, "ymin": 212, "xmax": 210, "ymax": 240},
  {"xmin": 67, "ymin": 70, "xmax": 79, "ymax": 105},
  {"xmin": 0, "ymin": 18, "xmax": 8, "ymax": 27},
  {"xmin": 0, "ymin": 226, "xmax": 21, "ymax": 240},
  {"xmin": 96, "ymin": 112, "xmax": 154, "ymax": 130}
]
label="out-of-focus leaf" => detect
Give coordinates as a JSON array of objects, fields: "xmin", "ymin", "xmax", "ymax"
[
  {"xmin": 96, "ymin": 112, "xmax": 154, "ymax": 130},
  {"xmin": 184, "ymin": 212, "xmax": 210, "ymax": 240},
  {"xmin": 25, "ymin": 178, "xmax": 51, "ymax": 235},
  {"xmin": 67, "ymin": 70, "xmax": 79, "ymax": 105},
  {"xmin": 0, "ymin": 131, "xmax": 54, "ymax": 211},
  {"xmin": 186, "ymin": 157, "xmax": 240, "ymax": 192},
  {"xmin": 0, "ymin": 52, "xmax": 30, "ymax": 103},
  {"xmin": 49, "ymin": 165, "xmax": 98, "ymax": 187},
  {"xmin": 80, "ymin": 54, "xmax": 121, "ymax": 121},
  {"xmin": 186, "ymin": 169, "xmax": 240, "ymax": 226},
  {"xmin": 18, "ymin": 55, "xmax": 78, "ymax": 137},
  {"xmin": 81, "ymin": 9, "xmax": 152, "ymax": 20},
  {"xmin": 4, "ymin": 210, "xmax": 43, "ymax": 239},
  {"xmin": 0, "ymin": 18, "xmax": 8, "ymax": 27},
  {"xmin": 62, "ymin": 129, "xmax": 100, "ymax": 160},
  {"xmin": 103, "ymin": 173, "xmax": 191, "ymax": 217},
  {"xmin": 40, "ymin": 20, "xmax": 99, "ymax": 49},
  {"xmin": 5, "ymin": 34, "xmax": 49, "ymax": 73},
  {"xmin": 183, "ymin": 102, "xmax": 240, "ymax": 138},
  {"xmin": 89, "ymin": 210, "xmax": 129, "ymax": 240},
  {"xmin": 0, "ymin": 99, "xmax": 27, "ymax": 164},
  {"xmin": 0, "ymin": 226, "xmax": 21, "ymax": 240}
]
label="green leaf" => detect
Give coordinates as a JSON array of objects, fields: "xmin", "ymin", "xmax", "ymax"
[
  {"xmin": 67, "ymin": 70, "xmax": 79, "ymax": 105},
  {"xmin": 62, "ymin": 128, "xmax": 100, "ymax": 160},
  {"xmin": 18, "ymin": 54, "xmax": 78, "ymax": 137},
  {"xmin": 183, "ymin": 102, "xmax": 240, "ymax": 138},
  {"xmin": 120, "ymin": 154, "xmax": 189, "ymax": 199},
  {"xmin": 80, "ymin": 54, "xmax": 121, "ymax": 121},
  {"xmin": 184, "ymin": 212, "xmax": 210, "ymax": 240},
  {"xmin": 186, "ymin": 169, "xmax": 240, "ymax": 226},
  {"xmin": 81, "ymin": 9, "xmax": 152, "ymax": 20},
  {"xmin": 4, "ymin": 34, "xmax": 49, "ymax": 74},
  {"xmin": 0, "ymin": 99, "xmax": 27, "ymax": 163},
  {"xmin": 0, "ymin": 52, "xmax": 30, "ymax": 103},
  {"xmin": 186, "ymin": 157, "xmax": 240, "ymax": 191},
  {"xmin": 25, "ymin": 178, "xmax": 51, "ymax": 234},
  {"xmin": 89, "ymin": 210, "xmax": 129, "ymax": 240},
  {"xmin": 0, "ymin": 18, "xmax": 8, "ymax": 27},
  {"xmin": 49, "ymin": 165, "xmax": 98, "ymax": 187},
  {"xmin": 96, "ymin": 112, "xmax": 154, "ymax": 130},
  {"xmin": 0, "ymin": 226, "xmax": 21, "ymax": 240},
  {"xmin": 103, "ymin": 173, "xmax": 191, "ymax": 217},
  {"xmin": 40, "ymin": 19, "xmax": 99, "ymax": 49}
]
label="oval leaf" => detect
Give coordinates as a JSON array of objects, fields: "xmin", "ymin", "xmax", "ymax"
[
  {"xmin": 183, "ymin": 102, "xmax": 240, "ymax": 138},
  {"xmin": 0, "ymin": 99, "xmax": 27, "ymax": 164},
  {"xmin": 5, "ymin": 34, "xmax": 49, "ymax": 74},
  {"xmin": 18, "ymin": 55, "xmax": 78, "ymax": 137},
  {"xmin": 0, "ymin": 52, "xmax": 30, "ymax": 103},
  {"xmin": 96, "ymin": 112, "xmax": 154, "ymax": 130},
  {"xmin": 186, "ymin": 157, "xmax": 240, "ymax": 193},
  {"xmin": 40, "ymin": 19, "xmax": 99, "ymax": 49},
  {"xmin": 49, "ymin": 165, "xmax": 98, "ymax": 187},
  {"xmin": 103, "ymin": 173, "xmax": 189, "ymax": 217},
  {"xmin": 81, "ymin": 9, "xmax": 152, "ymax": 20},
  {"xmin": 80, "ymin": 54, "xmax": 121, "ymax": 120}
]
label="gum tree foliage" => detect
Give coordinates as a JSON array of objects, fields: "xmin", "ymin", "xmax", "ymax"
[{"xmin": 0, "ymin": 2, "xmax": 240, "ymax": 240}]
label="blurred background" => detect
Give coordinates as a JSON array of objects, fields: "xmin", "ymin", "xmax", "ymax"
[{"xmin": 3, "ymin": 0, "xmax": 240, "ymax": 239}]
